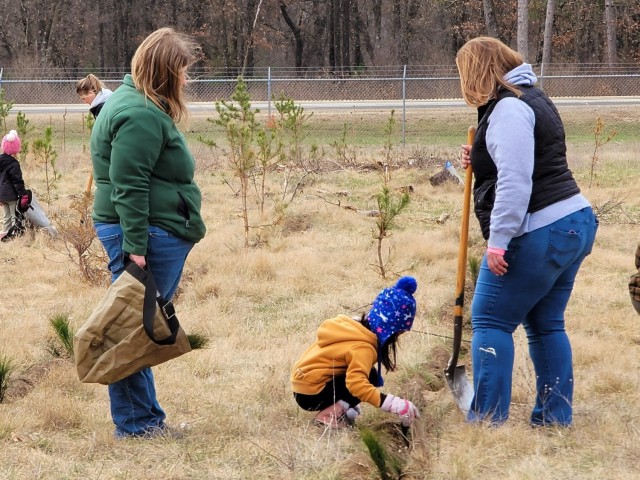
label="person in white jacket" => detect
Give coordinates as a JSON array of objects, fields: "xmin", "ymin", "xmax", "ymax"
[{"xmin": 76, "ymin": 74, "xmax": 113, "ymax": 118}]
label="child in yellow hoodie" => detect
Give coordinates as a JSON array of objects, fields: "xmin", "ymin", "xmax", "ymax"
[{"xmin": 291, "ymin": 276, "xmax": 420, "ymax": 428}]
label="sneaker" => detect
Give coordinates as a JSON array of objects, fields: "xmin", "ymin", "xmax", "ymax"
[
  {"xmin": 345, "ymin": 405, "xmax": 362, "ymax": 422},
  {"xmin": 314, "ymin": 402, "xmax": 347, "ymax": 428},
  {"xmin": 115, "ymin": 423, "xmax": 186, "ymax": 440}
]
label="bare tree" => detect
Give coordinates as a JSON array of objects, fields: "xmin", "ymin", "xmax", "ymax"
[
  {"xmin": 483, "ymin": 0, "xmax": 499, "ymax": 38},
  {"xmin": 517, "ymin": 0, "xmax": 529, "ymax": 60},
  {"xmin": 604, "ymin": 0, "xmax": 617, "ymax": 64},
  {"xmin": 279, "ymin": 1, "xmax": 305, "ymax": 70},
  {"xmin": 1, "ymin": 0, "xmax": 639, "ymax": 73},
  {"xmin": 541, "ymin": 0, "xmax": 557, "ymax": 68}
]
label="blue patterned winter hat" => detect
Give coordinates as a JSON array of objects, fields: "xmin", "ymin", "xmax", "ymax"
[
  {"xmin": 368, "ymin": 276, "xmax": 417, "ymax": 347},
  {"xmin": 367, "ymin": 276, "xmax": 417, "ymax": 386}
]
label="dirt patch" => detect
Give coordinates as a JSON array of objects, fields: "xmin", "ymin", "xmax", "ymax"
[{"xmin": 4, "ymin": 358, "xmax": 67, "ymax": 402}]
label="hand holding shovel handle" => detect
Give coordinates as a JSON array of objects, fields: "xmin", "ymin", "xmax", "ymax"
[{"xmin": 444, "ymin": 126, "xmax": 475, "ymax": 415}]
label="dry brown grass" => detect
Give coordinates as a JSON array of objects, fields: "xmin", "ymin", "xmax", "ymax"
[{"xmin": 1, "ymin": 111, "xmax": 639, "ymax": 479}]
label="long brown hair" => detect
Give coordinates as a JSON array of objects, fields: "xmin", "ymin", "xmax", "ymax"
[
  {"xmin": 361, "ymin": 315, "xmax": 399, "ymax": 372},
  {"xmin": 130, "ymin": 27, "xmax": 199, "ymax": 122},
  {"xmin": 76, "ymin": 74, "xmax": 105, "ymax": 96},
  {"xmin": 456, "ymin": 36, "xmax": 524, "ymax": 107}
]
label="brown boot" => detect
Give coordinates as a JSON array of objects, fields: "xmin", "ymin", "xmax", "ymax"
[{"xmin": 313, "ymin": 402, "xmax": 347, "ymax": 428}]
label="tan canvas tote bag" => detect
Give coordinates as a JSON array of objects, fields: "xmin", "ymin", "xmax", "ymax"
[{"xmin": 74, "ymin": 260, "xmax": 192, "ymax": 385}]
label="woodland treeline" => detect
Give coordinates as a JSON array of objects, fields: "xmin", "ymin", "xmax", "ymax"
[{"xmin": 0, "ymin": 0, "xmax": 638, "ymax": 76}]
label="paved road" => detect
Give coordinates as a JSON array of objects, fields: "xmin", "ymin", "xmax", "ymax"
[{"xmin": 11, "ymin": 97, "xmax": 640, "ymax": 115}]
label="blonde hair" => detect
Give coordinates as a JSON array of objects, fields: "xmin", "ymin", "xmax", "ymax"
[
  {"xmin": 76, "ymin": 74, "xmax": 105, "ymax": 96},
  {"xmin": 456, "ymin": 37, "xmax": 524, "ymax": 107},
  {"xmin": 130, "ymin": 27, "xmax": 198, "ymax": 122}
]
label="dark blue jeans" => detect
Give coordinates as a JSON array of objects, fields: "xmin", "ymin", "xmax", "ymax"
[
  {"xmin": 468, "ymin": 207, "xmax": 598, "ymax": 426},
  {"xmin": 95, "ymin": 222, "xmax": 194, "ymax": 437}
]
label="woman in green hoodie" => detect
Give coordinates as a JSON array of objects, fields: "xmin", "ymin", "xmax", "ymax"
[{"xmin": 90, "ymin": 27, "xmax": 206, "ymax": 439}]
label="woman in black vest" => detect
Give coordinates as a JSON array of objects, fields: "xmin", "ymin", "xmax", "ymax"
[{"xmin": 457, "ymin": 37, "xmax": 598, "ymax": 426}]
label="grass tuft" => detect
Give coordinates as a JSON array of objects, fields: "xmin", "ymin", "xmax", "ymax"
[
  {"xmin": 48, "ymin": 313, "xmax": 75, "ymax": 359},
  {"xmin": 0, "ymin": 354, "xmax": 14, "ymax": 403},
  {"xmin": 187, "ymin": 332, "xmax": 210, "ymax": 350},
  {"xmin": 360, "ymin": 427, "xmax": 403, "ymax": 480}
]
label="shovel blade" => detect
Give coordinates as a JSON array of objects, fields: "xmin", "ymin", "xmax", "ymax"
[{"xmin": 445, "ymin": 365, "xmax": 474, "ymax": 416}]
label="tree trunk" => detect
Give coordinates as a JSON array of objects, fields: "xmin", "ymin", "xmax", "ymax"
[
  {"xmin": 351, "ymin": 1, "xmax": 367, "ymax": 66},
  {"xmin": 329, "ymin": 0, "xmax": 341, "ymax": 72},
  {"xmin": 241, "ymin": 0, "xmax": 261, "ymax": 76},
  {"xmin": 279, "ymin": 1, "xmax": 305, "ymax": 71},
  {"xmin": 306, "ymin": 1, "xmax": 327, "ymax": 68},
  {"xmin": 483, "ymin": 0, "xmax": 499, "ymax": 38},
  {"xmin": 340, "ymin": 0, "xmax": 351, "ymax": 72},
  {"xmin": 604, "ymin": 0, "xmax": 617, "ymax": 65},
  {"xmin": 97, "ymin": 1, "xmax": 105, "ymax": 70},
  {"xmin": 517, "ymin": 0, "xmax": 529, "ymax": 60},
  {"xmin": 541, "ymin": 0, "xmax": 557, "ymax": 67},
  {"xmin": 372, "ymin": 0, "xmax": 382, "ymax": 41}
]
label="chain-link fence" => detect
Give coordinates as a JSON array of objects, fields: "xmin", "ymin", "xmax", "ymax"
[
  {"xmin": 1, "ymin": 65, "xmax": 638, "ymax": 162},
  {"xmin": 3, "ymin": 64, "xmax": 640, "ymax": 103}
]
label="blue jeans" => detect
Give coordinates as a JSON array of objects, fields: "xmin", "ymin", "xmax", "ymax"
[
  {"xmin": 468, "ymin": 207, "xmax": 598, "ymax": 426},
  {"xmin": 95, "ymin": 222, "xmax": 194, "ymax": 437}
]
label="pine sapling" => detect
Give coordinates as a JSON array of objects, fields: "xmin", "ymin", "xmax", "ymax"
[
  {"xmin": 381, "ymin": 110, "xmax": 397, "ymax": 183},
  {"xmin": 0, "ymin": 88, "xmax": 14, "ymax": 135},
  {"xmin": 589, "ymin": 117, "xmax": 617, "ymax": 187},
  {"xmin": 372, "ymin": 186, "xmax": 410, "ymax": 278},
  {"xmin": 48, "ymin": 313, "xmax": 75, "ymax": 359},
  {"xmin": 360, "ymin": 427, "xmax": 404, "ymax": 480},
  {"xmin": 274, "ymin": 93, "xmax": 312, "ymax": 166},
  {"xmin": 213, "ymin": 76, "xmax": 259, "ymax": 247},
  {"xmin": 32, "ymin": 126, "xmax": 61, "ymax": 205},
  {"xmin": 16, "ymin": 111, "xmax": 34, "ymax": 164}
]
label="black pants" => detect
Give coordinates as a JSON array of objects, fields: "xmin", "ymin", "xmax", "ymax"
[{"xmin": 293, "ymin": 368, "xmax": 378, "ymax": 411}]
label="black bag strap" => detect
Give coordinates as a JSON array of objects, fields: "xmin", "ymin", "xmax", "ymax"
[{"xmin": 125, "ymin": 259, "xmax": 180, "ymax": 345}]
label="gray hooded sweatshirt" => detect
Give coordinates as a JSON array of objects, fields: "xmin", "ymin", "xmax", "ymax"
[{"xmin": 486, "ymin": 63, "xmax": 590, "ymax": 250}]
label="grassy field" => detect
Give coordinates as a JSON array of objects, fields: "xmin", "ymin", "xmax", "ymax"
[{"xmin": 0, "ymin": 108, "xmax": 639, "ymax": 479}]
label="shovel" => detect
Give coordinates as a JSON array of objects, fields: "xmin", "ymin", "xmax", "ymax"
[{"xmin": 444, "ymin": 126, "xmax": 476, "ymax": 416}]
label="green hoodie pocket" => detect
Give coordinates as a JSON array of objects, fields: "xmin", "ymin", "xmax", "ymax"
[{"xmin": 177, "ymin": 192, "xmax": 191, "ymax": 229}]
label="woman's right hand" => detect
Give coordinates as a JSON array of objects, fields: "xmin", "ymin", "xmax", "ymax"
[{"xmin": 460, "ymin": 144, "xmax": 472, "ymax": 168}]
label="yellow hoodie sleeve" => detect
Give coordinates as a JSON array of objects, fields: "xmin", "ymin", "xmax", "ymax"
[{"xmin": 345, "ymin": 344, "xmax": 382, "ymax": 407}]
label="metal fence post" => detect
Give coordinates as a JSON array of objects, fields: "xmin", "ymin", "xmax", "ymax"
[
  {"xmin": 267, "ymin": 66, "xmax": 272, "ymax": 116},
  {"xmin": 402, "ymin": 64, "xmax": 406, "ymax": 147},
  {"xmin": 539, "ymin": 63, "xmax": 544, "ymax": 91}
]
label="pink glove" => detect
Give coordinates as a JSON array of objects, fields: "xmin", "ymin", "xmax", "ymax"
[
  {"xmin": 381, "ymin": 394, "xmax": 420, "ymax": 425},
  {"xmin": 19, "ymin": 194, "xmax": 30, "ymax": 211}
]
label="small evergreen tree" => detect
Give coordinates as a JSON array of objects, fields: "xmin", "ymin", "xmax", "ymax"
[
  {"xmin": 372, "ymin": 187, "xmax": 410, "ymax": 278},
  {"xmin": 16, "ymin": 111, "xmax": 34, "ymax": 164},
  {"xmin": 0, "ymin": 88, "xmax": 14, "ymax": 135},
  {"xmin": 213, "ymin": 76, "xmax": 260, "ymax": 247},
  {"xmin": 32, "ymin": 126, "xmax": 61, "ymax": 205}
]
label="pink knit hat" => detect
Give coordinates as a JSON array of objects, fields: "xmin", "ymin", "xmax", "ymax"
[{"xmin": 1, "ymin": 130, "xmax": 22, "ymax": 155}]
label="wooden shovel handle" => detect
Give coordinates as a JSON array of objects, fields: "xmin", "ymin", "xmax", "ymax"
[
  {"xmin": 454, "ymin": 126, "xmax": 475, "ymax": 315},
  {"xmin": 446, "ymin": 126, "xmax": 475, "ymax": 378},
  {"xmin": 85, "ymin": 172, "xmax": 93, "ymax": 195}
]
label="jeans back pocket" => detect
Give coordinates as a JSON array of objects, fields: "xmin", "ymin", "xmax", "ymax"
[{"xmin": 546, "ymin": 228, "xmax": 581, "ymax": 269}]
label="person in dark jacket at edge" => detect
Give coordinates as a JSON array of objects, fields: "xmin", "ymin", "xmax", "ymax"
[{"xmin": 0, "ymin": 130, "xmax": 29, "ymax": 241}]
